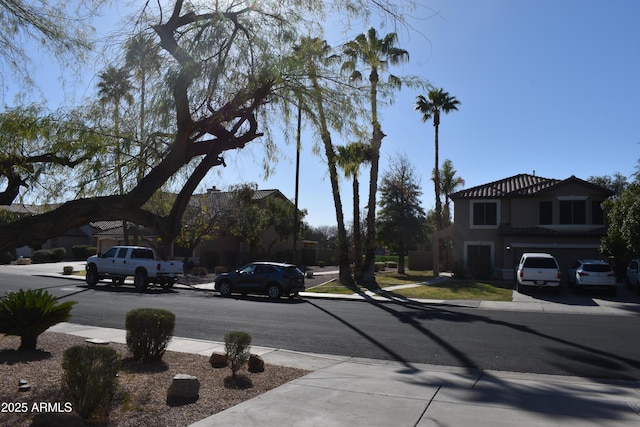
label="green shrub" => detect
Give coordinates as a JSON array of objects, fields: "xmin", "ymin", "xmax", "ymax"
[
  {"xmin": 224, "ymin": 331, "xmax": 252, "ymax": 377},
  {"xmin": 0, "ymin": 251, "xmax": 14, "ymax": 265},
  {"xmin": 51, "ymin": 247, "xmax": 67, "ymax": 261},
  {"xmin": 125, "ymin": 308, "xmax": 175, "ymax": 363},
  {"xmin": 31, "ymin": 249, "xmax": 53, "ymax": 263},
  {"xmin": 63, "ymin": 266, "xmax": 74, "ymax": 275},
  {"xmin": 62, "ymin": 345, "xmax": 120, "ymax": 420},
  {"xmin": 0, "ymin": 289, "xmax": 76, "ymax": 350},
  {"xmin": 72, "ymin": 245, "xmax": 97, "ymax": 260},
  {"xmin": 374, "ymin": 262, "xmax": 386, "ymax": 272}
]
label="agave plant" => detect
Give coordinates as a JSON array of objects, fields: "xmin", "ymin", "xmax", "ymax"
[{"xmin": 0, "ymin": 289, "xmax": 76, "ymax": 350}]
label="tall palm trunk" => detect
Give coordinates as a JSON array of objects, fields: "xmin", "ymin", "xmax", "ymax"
[
  {"xmin": 433, "ymin": 117, "xmax": 441, "ymax": 276},
  {"xmin": 113, "ymin": 104, "xmax": 129, "ymax": 245},
  {"xmin": 360, "ymin": 68, "xmax": 383, "ymax": 288},
  {"xmin": 352, "ymin": 174, "xmax": 363, "ymax": 279},
  {"xmin": 311, "ymin": 78, "xmax": 354, "ymax": 287}
]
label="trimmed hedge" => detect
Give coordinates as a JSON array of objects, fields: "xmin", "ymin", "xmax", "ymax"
[
  {"xmin": 62, "ymin": 345, "xmax": 120, "ymax": 420},
  {"xmin": 125, "ymin": 308, "xmax": 175, "ymax": 363},
  {"xmin": 31, "ymin": 247, "xmax": 67, "ymax": 263}
]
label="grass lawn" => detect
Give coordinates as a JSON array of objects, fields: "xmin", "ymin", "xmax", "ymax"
[
  {"xmin": 390, "ymin": 280, "xmax": 513, "ymax": 301},
  {"xmin": 307, "ymin": 269, "xmax": 513, "ymax": 301}
]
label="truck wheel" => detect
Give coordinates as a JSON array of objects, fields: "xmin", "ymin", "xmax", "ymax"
[
  {"xmin": 134, "ymin": 269, "xmax": 148, "ymax": 291},
  {"xmin": 86, "ymin": 265, "xmax": 99, "ymax": 287}
]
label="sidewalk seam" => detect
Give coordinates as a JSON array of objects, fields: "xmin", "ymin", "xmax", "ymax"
[{"xmin": 415, "ymin": 385, "xmax": 441, "ymax": 427}]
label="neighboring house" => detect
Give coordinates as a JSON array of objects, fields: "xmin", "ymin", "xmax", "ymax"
[
  {"xmin": 449, "ymin": 174, "xmax": 614, "ymax": 280},
  {"xmin": 91, "ymin": 220, "xmax": 157, "ymax": 254},
  {"xmin": 189, "ymin": 187, "xmax": 312, "ymax": 267}
]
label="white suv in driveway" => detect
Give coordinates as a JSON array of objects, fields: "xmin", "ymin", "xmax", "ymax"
[
  {"xmin": 567, "ymin": 259, "xmax": 617, "ymax": 295},
  {"xmin": 516, "ymin": 253, "xmax": 561, "ymax": 293}
]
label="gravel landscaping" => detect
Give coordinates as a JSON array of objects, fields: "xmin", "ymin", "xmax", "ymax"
[{"xmin": 0, "ymin": 332, "xmax": 308, "ymax": 426}]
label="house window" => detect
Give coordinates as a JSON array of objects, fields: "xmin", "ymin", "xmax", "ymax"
[
  {"xmin": 472, "ymin": 201, "xmax": 498, "ymax": 227},
  {"xmin": 559, "ymin": 200, "xmax": 586, "ymax": 224},
  {"xmin": 539, "ymin": 201, "xmax": 552, "ymax": 225},
  {"xmin": 592, "ymin": 200, "xmax": 604, "ymax": 225}
]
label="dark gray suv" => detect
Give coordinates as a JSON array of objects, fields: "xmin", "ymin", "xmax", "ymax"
[{"xmin": 214, "ymin": 262, "xmax": 305, "ymax": 300}]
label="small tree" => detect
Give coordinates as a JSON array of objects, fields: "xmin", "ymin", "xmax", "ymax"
[
  {"xmin": 226, "ymin": 183, "xmax": 268, "ymax": 263},
  {"xmin": 177, "ymin": 194, "xmax": 222, "ymax": 267},
  {"xmin": 264, "ymin": 197, "xmax": 307, "ymax": 257},
  {"xmin": 0, "ymin": 289, "xmax": 76, "ymax": 350},
  {"xmin": 224, "ymin": 331, "xmax": 252, "ymax": 377},
  {"xmin": 601, "ymin": 183, "xmax": 640, "ymax": 273},
  {"xmin": 377, "ymin": 155, "xmax": 428, "ymax": 274}
]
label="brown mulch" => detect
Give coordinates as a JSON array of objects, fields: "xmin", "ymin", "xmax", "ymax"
[{"xmin": 0, "ymin": 332, "xmax": 308, "ymax": 426}]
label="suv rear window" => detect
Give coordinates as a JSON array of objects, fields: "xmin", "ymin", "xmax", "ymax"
[
  {"xmin": 583, "ymin": 264, "xmax": 612, "ymax": 272},
  {"xmin": 523, "ymin": 258, "xmax": 558, "ymax": 269}
]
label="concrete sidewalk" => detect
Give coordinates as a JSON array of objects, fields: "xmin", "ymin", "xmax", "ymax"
[{"xmin": 47, "ymin": 322, "xmax": 640, "ymax": 427}]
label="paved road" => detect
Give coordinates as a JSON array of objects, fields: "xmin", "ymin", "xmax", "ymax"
[{"xmin": 2, "ymin": 265, "xmax": 640, "ymax": 380}]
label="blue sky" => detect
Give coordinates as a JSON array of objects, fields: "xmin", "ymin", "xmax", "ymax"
[
  {"xmin": 6, "ymin": 0, "xmax": 640, "ymax": 228},
  {"xmin": 215, "ymin": 0, "xmax": 640, "ymax": 227}
]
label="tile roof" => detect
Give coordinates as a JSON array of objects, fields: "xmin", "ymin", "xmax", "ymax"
[
  {"xmin": 450, "ymin": 174, "xmax": 614, "ymax": 200},
  {"xmin": 450, "ymin": 174, "xmax": 559, "ymax": 199},
  {"xmin": 191, "ymin": 188, "xmax": 289, "ymax": 212}
]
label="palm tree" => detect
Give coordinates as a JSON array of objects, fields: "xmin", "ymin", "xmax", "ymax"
[
  {"xmin": 438, "ymin": 159, "xmax": 465, "ymax": 226},
  {"xmin": 336, "ymin": 142, "xmax": 372, "ymax": 278},
  {"xmin": 415, "ymin": 88, "xmax": 460, "ymax": 275},
  {"xmin": 292, "ymin": 37, "xmax": 354, "ymax": 286},
  {"xmin": 97, "ymin": 65, "xmax": 134, "ymax": 243},
  {"xmin": 342, "ymin": 27, "xmax": 409, "ymax": 287},
  {"xmin": 415, "ymin": 89, "xmax": 460, "ymax": 229}
]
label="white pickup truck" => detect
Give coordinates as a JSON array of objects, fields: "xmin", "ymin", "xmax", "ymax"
[
  {"xmin": 86, "ymin": 246, "xmax": 183, "ymax": 290},
  {"xmin": 516, "ymin": 252, "xmax": 561, "ymax": 294}
]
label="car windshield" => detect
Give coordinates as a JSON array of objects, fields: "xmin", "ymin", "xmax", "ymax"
[
  {"xmin": 524, "ymin": 258, "xmax": 557, "ymax": 269},
  {"xmin": 238, "ymin": 265, "xmax": 255, "ymax": 274},
  {"xmin": 583, "ymin": 264, "xmax": 612, "ymax": 272}
]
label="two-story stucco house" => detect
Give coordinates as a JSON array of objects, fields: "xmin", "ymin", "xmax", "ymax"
[{"xmin": 449, "ymin": 174, "xmax": 614, "ymax": 280}]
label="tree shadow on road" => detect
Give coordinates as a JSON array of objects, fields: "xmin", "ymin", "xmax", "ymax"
[{"xmin": 305, "ymin": 294, "xmax": 640, "ymax": 424}]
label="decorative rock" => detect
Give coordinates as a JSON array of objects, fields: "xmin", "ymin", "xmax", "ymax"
[
  {"xmin": 85, "ymin": 338, "xmax": 110, "ymax": 345},
  {"xmin": 167, "ymin": 374, "xmax": 200, "ymax": 400},
  {"xmin": 209, "ymin": 352, "xmax": 227, "ymax": 368},
  {"xmin": 248, "ymin": 354, "xmax": 265, "ymax": 373}
]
